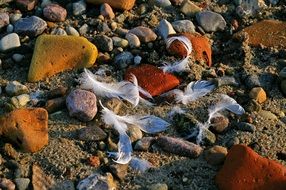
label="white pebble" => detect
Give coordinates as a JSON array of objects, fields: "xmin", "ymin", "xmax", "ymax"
[
  {"xmin": 66, "ymin": 26, "xmax": 80, "ymax": 36},
  {"xmin": 0, "ymin": 33, "xmax": 21, "ymax": 52}
]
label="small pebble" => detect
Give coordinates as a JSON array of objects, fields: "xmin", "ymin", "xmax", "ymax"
[
  {"xmin": 0, "ymin": 33, "xmax": 21, "ymax": 52},
  {"xmin": 16, "ymin": 0, "xmax": 36, "ymax": 11},
  {"xmin": 258, "ymin": 110, "xmax": 278, "ymax": 120},
  {"xmin": 6, "ymin": 24, "xmax": 14, "ymax": 33},
  {"xmin": 0, "ymin": 178, "xmax": 16, "ymax": 190},
  {"xmin": 134, "ymin": 137, "xmax": 154, "ymax": 151},
  {"xmin": 196, "ymin": 11, "xmax": 226, "ymax": 32},
  {"xmin": 77, "ymin": 173, "xmax": 116, "ymax": 190},
  {"xmin": 129, "ymin": 26, "xmax": 157, "ymax": 43},
  {"xmin": 52, "ymin": 180, "xmax": 75, "ymax": 190},
  {"xmin": 51, "ymin": 28, "xmax": 67, "ymax": 35},
  {"xmin": 14, "ymin": 178, "xmax": 30, "ymax": 190},
  {"xmin": 114, "ymin": 51, "xmax": 134, "ymax": 69},
  {"xmin": 79, "ymin": 24, "xmax": 89, "ymax": 35},
  {"xmin": 3, "ymin": 143, "xmax": 19, "ymax": 159},
  {"xmin": 11, "ymin": 94, "xmax": 30, "ymax": 108},
  {"xmin": 66, "ymin": 89, "xmax": 98, "ymax": 122},
  {"xmin": 127, "ymin": 125, "xmax": 143, "ymax": 143},
  {"xmin": 172, "ymin": 20, "xmax": 196, "ymax": 33},
  {"xmin": 12, "ymin": 54, "xmax": 24, "ymax": 62},
  {"xmin": 148, "ymin": 183, "xmax": 168, "ymax": 190},
  {"xmin": 73, "ymin": 0, "xmax": 86, "ymax": 16},
  {"xmin": 236, "ymin": 122, "xmax": 256, "ymax": 132},
  {"xmin": 97, "ymin": 22, "xmax": 111, "ymax": 33},
  {"xmin": 47, "ymin": 87, "xmax": 68, "ymax": 99},
  {"xmin": 249, "ymin": 87, "xmax": 267, "ymax": 104},
  {"xmin": 112, "ymin": 36, "xmax": 128, "ymax": 48},
  {"xmin": 125, "ymin": 33, "xmax": 140, "ymax": 48},
  {"xmin": 109, "ymin": 164, "xmax": 128, "ymax": 181},
  {"xmin": 134, "ymin": 55, "xmax": 142, "ymax": 65},
  {"xmin": 180, "ymin": 0, "xmax": 201, "ymax": 16},
  {"xmin": 65, "ymin": 26, "xmax": 80, "ymax": 36},
  {"xmin": 204, "ymin": 145, "xmax": 228, "ymax": 165},
  {"xmin": 9, "ymin": 12, "xmax": 22, "ymax": 24},
  {"xmin": 281, "ymin": 80, "xmax": 286, "ymax": 95},
  {"xmin": 105, "ymin": 98, "xmax": 123, "ymax": 114},
  {"xmin": 210, "ymin": 115, "xmax": 229, "ymax": 133},
  {"xmin": 88, "ymin": 156, "xmax": 100, "ymax": 167},
  {"xmin": 156, "ymin": 19, "xmax": 176, "ymax": 40},
  {"xmin": 78, "ymin": 125, "xmax": 107, "ymax": 141},
  {"xmin": 151, "ymin": 0, "xmax": 172, "ymax": 8},
  {"xmin": 5, "ymin": 81, "xmax": 29, "ymax": 96},
  {"xmin": 94, "ymin": 34, "xmax": 113, "ymax": 52},
  {"xmin": 100, "ymin": 3, "xmax": 115, "ymax": 19},
  {"xmin": 45, "ymin": 97, "xmax": 66, "ymax": 113},
  {"xmin": 43, "ymin": 3, "xmax": 67, "ymax": 22},
  {"xmin": 0, "ymin": 12, "xmax": 9, "ymax": 29}
]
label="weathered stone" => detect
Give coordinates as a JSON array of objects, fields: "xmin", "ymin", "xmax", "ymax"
[
  {"xmin": 180, "ymin": 0, "xmax": 202, "ymax": 16},
  {"xmin": 129, "ymin": 26, "xmax": 157, "ymax": 43},
  {"xmin": 0, "ymin": 12, "xmax": 9, "ymax": 29},
  {"xmin": 77, "ymin": 173, "xmax": 117, "ymax": 190},
  {"xmin": 94, "ymin": 35, "xmax": 113, "ymax": 52},
  {"xmin": 156, "ymin": 19, "xmax": 176, "ymax": 40},
  {"xmin": 16, "ymin": 0, "xmax": 37, "ymax": 11},
  {"xmin": 172, "ymin": 20, "xmax": 196, "ymax": 33},
  {"xmin": 43, "ymin": 3, "xmax": 67, "ymax": 22},
  {"xmin": 28, "ymin": 35, "xmax": 98, "ymax": 82},
  {"xmin": 109, "ymin": 163, "xmax": 128, "ymax": 180}
]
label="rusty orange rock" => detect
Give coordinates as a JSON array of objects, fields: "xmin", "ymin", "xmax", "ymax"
[
  {"xmin": 125, "ymin": 64, "xmax": 180, "ymax": 96},
  {"xmin": 216, "ymin": 144, "xmax": 286, "ymax": 190},
  {"xmin": 0, "ymin": 108, "xmax": 49, "ymax": 153},
  {"xmin": 167, "ymin": 33, "xmax": 212, "ymax": 67},
  {"xmin": 234, "ymin": 20, "xmax": 286, "ymax": 49},
  {"xmin": 86, "ymin": 0, "xmax": 136, "ymax": 10}
]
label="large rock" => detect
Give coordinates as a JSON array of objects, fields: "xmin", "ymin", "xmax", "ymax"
[
  {"xmin": 86, "ymin": 0, "xmax": 135, "ymax": 10},
  {"xmin": 28, "ymin": 35, "xmax": 98, "ymax": 82},
  {"xmin": 125, "ymin": 64, "xmax": 180, "ymax": 96},
  {"xmin": 216, "ymin": 144, "xmax": 286, "ymax": 190},
  {"xmin": 0, "ymin": 108, "xmax": 49, "ymax": 153}
]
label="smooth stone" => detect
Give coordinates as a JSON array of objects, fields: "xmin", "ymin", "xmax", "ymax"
[
  {"xmin": 210, "ymin": 115, "xmax": 229, "ymax": 133},
  {"xmin": 86, "ymin": 0, "xmax": 136, "ymax": 10},
  {"xmin": 245, "ymin": 74, "xmax": 261, "ymax": 89},
  {"xmin": 79, "ymin": 24, "xmax": 89, "ymax": 35},
  {"xmin": 125, "ymin": 33, "xmax": 140, "ymax": 48},
  {"xmin": 28, "ymin": 35, "xmax": 98, "ymax": 82},
  {"xmin": 134, "ymin": 137, "xmax": 154, "ymax": 151},
  {"xmin": 6, "ymin": 24, "xmax": 14, "ymax": 33},
  {"xmin": 100, "ymin": 3, "xmax": 115, "ymax": 19},
  {"xmin": 156, "ymin": 19, "xmax": 176, "ymax": 40},
  {"xmin": 127, "ymin": 125, "xmax": 143, "ymax": 143},
  {"xmin": 14, "ymin": 178, "xmax": 30, "ymax": 190},
  {"xmin": 11, "ymin": 94, "xmax": 30, "ymax": 108},
  {"xmin": 245, "ymin": 99, "xmax": 261, "ymax": 112},
  {"xmin": 78, "ymin": 126, "xmax": 107, "ymax": 141},
  {"xmin": 114, "ymin": 51, "xmax": 134, "ymax": 69},
  {"xmin": 65, "ymin": 26, "xmax": 80, "ymax": 36},
  {"xmin": 66, "ymin": 89, "xmax": 98, "ymax": 122},
  {"xmin": 43, "ymin": 3, "xmax": 67, "ymax": 22},
  {"xmin": 109, "ymin": 164, "xmax": 128, "ymax": 181},
  {"xmin": 180, "ymin": 0, "xmax": 202, "ymax": 16},
  {"xmin": 196, "ymin": 11, "xmax": 226, "ymax": 32},
  {"xmin": 94, "ymin": 34, "xmax": 113, "ymax": 52},
  {"xmin": 0, "ymin": 12, "xmax": 9, "ymax": 29},
  {"xmin": 150, "ymin": 0, "xmax": 172, "ymax": 8},
  {"xmin": 249, "ymin": 87, "xmax": 267, "ymax": 104},
  {"xmin": 12, "ymin": 53, "xmax": 25, "ymax": 62},
  {"xmin": 279, "ymin": 67, "xmax": 286, "ymax": 79},
  {"xmin": 172, "ymin": 20, "xmax": 196, "ymax": 33},
  {"xmin": 129, "ymin": 26, "xmax": 157, "ymax": 43},
  {"xmin": 0, "ymin": 108, "xmax": 49, "ymax": 153},
  {"xmin": 77, "ymin": 173, "xmax": 116, "ymax": 190},
  {"xmin": 73, "ymin": 0, "xmax": 86, "ymax": 16},
  {"xmin": 112, "ymin": 36, "xmax": 128, "ymax": 48},
  {"xmin": 0, "ymin": 33, "xmax": 21, "ymax": 52},
  {"xmin": 236, "ymin": 122, "xmax": 256, "ymax": 132},
  {"xmin": 204, "ymin": 145, "xmax": 228, "ymax": 165},
  {"xmin": 281, "ymin": 80, "xmax": 286, "ymax": 95},
  {"xmin": 50, "ymin": 28, "xmax": 67, "ymax": 35},
  {"xmin": 9, "ymin": 12, "xmax": 22, "ymax": 24},
  {"xmin": 41, "ymin": 0, "xmax": 52, "ymax": 7},
  {"xmin": 5, "ymin": 81, "xmax": 29, "ymax": 96},
  {"xmin": 44, "ymin": 97, "xmax": 66, "ymax": 113},
  {"xmin": 14, "ymin": 16, "xmax": 47, "ymax": 37},
  {"xmin": 134, "ymin": 55, "xmax": 142, "ymax": 65}
]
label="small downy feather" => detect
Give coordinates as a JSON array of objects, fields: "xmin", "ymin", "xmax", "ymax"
[
  {"xmin": 160, "ymin": 56, "xmax": 191, "ymax": 73},
  {"xmin": 80, "ymin": 69, "xmax": 151, "ymax": 107},
  {"xmin": 173, "ymin": 80, "xmax": 215, "ymax": 105},
  {"xmin": 166, "ymin": 36, "xmax": 193, "ymax": 56},
  {"xmin": 101, "ymin": 102, "xmax": 132, "ymax": 164},
  {"xmin": 129, "ymin": 157, "xmax": 153, "ymax": 173}
]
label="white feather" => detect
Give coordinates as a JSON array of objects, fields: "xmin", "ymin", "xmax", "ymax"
[
  {"xmin": 80, "ymin": 69, "xmax": 149, "ymax": 107},
  {"xmin": 130, "ymin": 157, "xmax": 153, "ymax": 173},
  {"xmin": 160, "ymin": 56, "xmax": 191, "ymax": 73},
  {"xmin": 166, "ymin": 36, "xmax": 193, "ymax": 56},
  {"xmin": 173, "ymin": 80, "xmax": 215, "ymax": 105}
]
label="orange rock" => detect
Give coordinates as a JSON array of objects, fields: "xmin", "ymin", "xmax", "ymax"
[
  {"xmin": 88, "ymin": 156, "xmax": 101, "ymax": 167},
  {"xmin": 28, "ymin": 35, "xmax": 98, "ymax": 82},
  {"xmin": 235, "ymin": 20, "xmax": 286, "ymax": 49},
  {"xmin": 125, "ymin": 64, "xmax": 180, "ymax": 96},
  {"xmin": 249, "ymin": 87, "xmax": 267, "ymax": 104},
  {"xmin": 167, "ymin": 33, "xmax": 212, "ymax": 67},
  {"xmin": 216, "ymin": 144, "xmax": 286, "ymax": 190},
  {"xmin": 0, "ymin": 108, "xmax": 49, "ymax": 153},
  {"xmin": 86, "ymin": 0, "xmax": 135, "ymax": 10}
]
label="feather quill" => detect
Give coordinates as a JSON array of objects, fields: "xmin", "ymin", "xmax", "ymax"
[
  {"xmin": 173, "ymin": 80, "xmax": 215, "ymax": 105},
  {"xmin": 80, "ymin": 69, "xmax": 151, "ymax": 107},
  {"xmin": 130, "ymin": 157, "xmax": 153, "ymax": 173}
]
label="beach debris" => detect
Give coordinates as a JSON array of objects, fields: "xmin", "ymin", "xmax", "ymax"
[
  {"xmin": 77, "ymin": 172, "xmax": 116, "ymax": 190},
  {"xmin": 100, "ymin": 102, "xmax": 170, "ymax": 164},
  {"xmin": 216, "ymin": 144, "xmax": 286, "ymax": 190},
  {"xmin": 80, "ymin": 69, "xmax": 151, "ymax": 107},
  {"xmin": 156, "ymin": 136, "xmax": 203, "ymax": 158}
]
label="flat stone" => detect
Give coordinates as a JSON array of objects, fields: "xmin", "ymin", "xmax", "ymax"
[
  {"xmin": 94, "ymin": 34, "xmax": 113, "ymax": 52},
  {"xmin": 16, "ymin": 0, "xmax": 37, "ymax": 11},
  {"xmin": 0, "ymin": 33, "xmax": 21, "ymax": 52},
  {"xmin": 28, "ymin": 35, "xmax": 98, "ymax": 82},
  {"xmin": 0, "ymin": 12, "xmax": 9, "ymax": 29},
  {"xmin": 5, "ymin": 81, "xmax": 29, "ymax": 96},
  {"xmin": 14, "ymin": 16, "xmax": 47, "ymax": 37},
  {"xmin": 235, "ymin": 20, "xmax": 286, "ymax": 49},
  {"xmin": 156, "ymin": 19, "xmax": 176, "ymax": 40},
  {"xmin": 100, "ymin": 3, "xmax": 115, "ymax": 19},
  {"xmin": 43, "ymin": 3, "xmax": 67, "ymax": 22},
  {"xmin": 125, "ymin": 64, "xmax": 180, "ymax": 96},
  {"xmin": 66, "ymin": 89, "xmax": 98, "ymax": 122},
  {"xmin": 78, "ymin": 125, "xmax": 107, "ymax": 141},
  {"xmin": 0, "ymin": 108, "xmax": 49, "ymax": 153},
  {"xmin": 204, "ymin": 145, "xmax": 228, "ymax": 165},
  {"xmin": 86, "ymin": 0, "xmax": 136, "ymax": 10},
  {"xmin": 216, "ymin": 144, "xmax": 286, "ymax": 190},
  {"xmin": 180, "ymin": 0, "xmax": 202, "ymax": 16},
  {"xmin": 196, "ymin": 11, "xmax": 226, "ymax": 32},
  {"xmin": 172, "ymin": 20, "xmax": 195, "ymax": 33},
  {"xmin": 129, "ymin": 26, "xmax": 157, "ymax": 43}
]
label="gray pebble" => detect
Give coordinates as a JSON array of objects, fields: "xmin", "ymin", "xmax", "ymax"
[
  {"xmin": 109, "ymin": 163, "xmax": 128, "ymax": 181},
  {"xmin": 97, "ymin": 22, "xmax": 111, "ymax": 33},
  {"xmin": 156, "ymin": 19, "xmax": 176, "ymax": 40},
  {"xmin": 94, "ymin": 34, "xmax": 113, "ymax": 52},
  {"xmin": 14, "ymin": 16, "xmax": 47, "ymax": 37},
  {"xmin": 114, "ymin": 51, "xmax": 134, "ymax": 69},
  {"xmin": 226, "ymin": 137, "xmax": 240, "ymax": 148},
  {"xmin": 172, "ymin": 20, "xmax": 196, "ymax": 33},
  {"xmin": 50, "ymin": 28, "xmax": 67, "ymax": 35},
  {"xmin": 6, "ymin": 24, "xmax": 14, "ymax": 33},
  {"xmin": 73, "ymin": 0, "xmax": 86, "ymax": 16},
  {"xmin": 236, "ymin": 122, "xmax": 256, "ymax": 132},
  {"xmin": 66, "ymin": 89, "xmax": 98, "ymax": 122},
  {"xmin": 14, "ymin": 178, "xmax": 30, "ymax": 190},
  {"xmin": 116, "ymin": 28, "xmax": 129, "ymax": 37},
  {"xmin": 52, "ymin": 180, "xmax": 75, "ymax": 190},
  {"xmin": 134, "ymin": 55, "xmax": 142, "ymax": 65},
  {"xmin": 151, "ymin": 0, "xmax": 172, "ymax": 8},
  {"xmin": 112, "ymin": 36, "xmax": 128, "ymax": 48},
  {"xmin": 79, "ymin": 24, "xmax": 89, "ymax": 35},
  {"xmin": 0, "ymin": 33, "xmax": 21, "ymax": 52},
  {"xmin": 134, "ymin": 137, "xmax": 154, "ymax": 151},
  {"xmin": 66, "ymin": 26, "xmax": 79, "ymax": 36},
  {"xmin": 5, "ymin": 81, "xmax": 29, "ymax": 96},
  {"xmin": 148, "ymin": 183, "xmax": 168, "ymax": 190},
  {"xmin": 78, "ymin": 126, "xmax": 107, "ymax": 141},
  {"xmin": 196, "ymin": 11, "xmax": 226, "ymax": 32},
  {"xmin": 129, "ymin": 26, "xmax": 157, "ymax": 43},
  {"xmin": 215, "ymin": 76, "xmax": 239, "ymax": 87},
  {"xmin": 125, "ymin": 33, "xmax": 140, "ymax": 48},
  {"xmin": 245, "ymin": 74, "xmax": 261, "ymax": 89}
]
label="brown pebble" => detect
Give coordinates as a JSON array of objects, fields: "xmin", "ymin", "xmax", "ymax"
[
  {"xmin": 45, "ymin": 96, "xmax": 66, "ymax": 113},
  {"xmin": 109, "ymin": 163, "xmax": 128, "ymax": 181},
  {"xmin": 204, "ymin": 145, "xmax": 228, "ymax": 165},
  {"xmin": 249, "ymin": 87, "xmax": 267, "ymax": 104},
  {"xmin": 210, "ymin": 116, "xmax": 229, "ymax": 133},
  {"xmin": 47, "ymin": 87, "xmax": 68, "ymax": 99},
  {"xmin": 3, "ymin": 143, "xmax": 19, "ymax": 159},
  {"xmin": 88, "ymin": 156, "xmax": 101, "ymax": 167}
]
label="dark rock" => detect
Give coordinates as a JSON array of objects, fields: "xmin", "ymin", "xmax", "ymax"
[
  {"xmin": 236, "ymin": 122, "xmax": 256, "ymax": 132},
  {"xmin": 78, "ymin": 126, "xmax": 107, "ymax": 141},
  {"xmin": 94, "ymin": 35, "xmax": 113, "ymax": 52},
  {"xmin": 14, "ymin": 16, "xmax": 47, "ymax": 37},
  {"xmin": 109, "ymin": 163, "xmax": 128, "ymax": 181}
]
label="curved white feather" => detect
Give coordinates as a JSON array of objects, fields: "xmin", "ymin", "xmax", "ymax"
[
  {"xmin": 166, "ymin": 36, "xmax": 193, "ymax": 56},
  {"xmin": 160, "ymin": 56, "xmax": 191, "ymax": 73}
]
